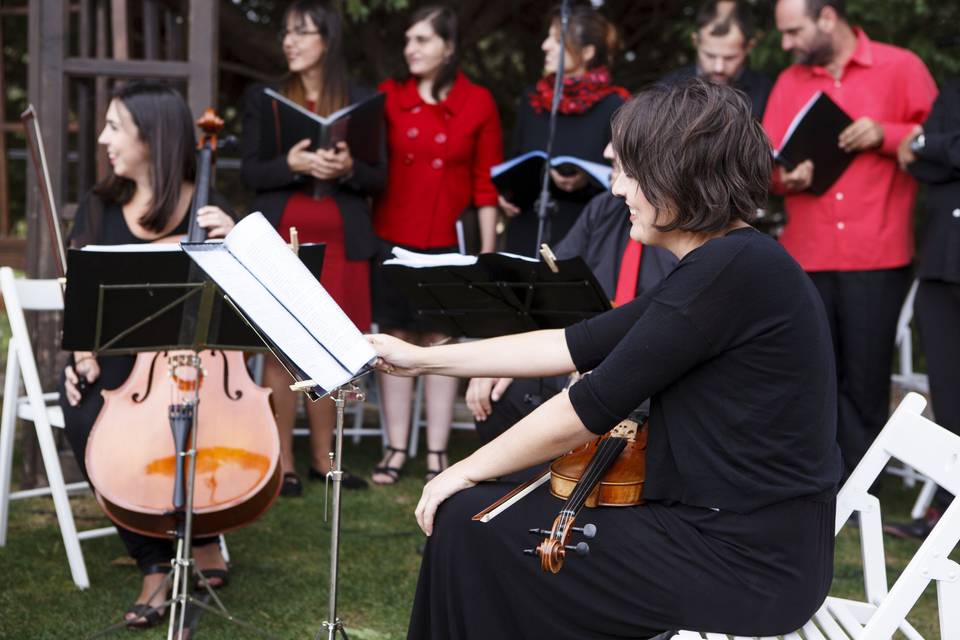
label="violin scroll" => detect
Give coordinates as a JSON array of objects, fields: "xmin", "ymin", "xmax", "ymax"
[{"xmin": 523, "ymin": 514, "xmax": 597, "ymax": 574}]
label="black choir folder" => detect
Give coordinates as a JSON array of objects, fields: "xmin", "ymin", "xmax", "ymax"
[
  {"xmin": 775, "ymin": 91, "xmax": 855, "ymax": 196},
  {"xmin": 491, "ymin": 151, "xmax": 613, "ymax": 211},
  {"xmin": 182, "ymin": 212, "xmax": 375, "ymax": 398},
  {"xmin": 382, "ymin": 248, "xmax": 611, "ymax": 339},
  {"xmin": 261, "ymin": 88, "xmax": 385, "ymax": 165}
]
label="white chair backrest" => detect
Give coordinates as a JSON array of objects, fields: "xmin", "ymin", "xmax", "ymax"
[{"xmin": 1, "ymin": 269, "xmax": 63, "ymax": 314}]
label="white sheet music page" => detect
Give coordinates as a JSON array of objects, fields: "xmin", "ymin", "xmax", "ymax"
[
  {"xmin": 222, "ymin": 212, "xmax": 375, "ymax": 373},
  {"xmin": 183, "ymin": 246, "xmax": 351, "ymax": 392}
]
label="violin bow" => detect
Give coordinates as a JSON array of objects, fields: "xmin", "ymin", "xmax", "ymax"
[{"xmin": 21, "ymin": 105, "xmax": 68, "ymax": 281}]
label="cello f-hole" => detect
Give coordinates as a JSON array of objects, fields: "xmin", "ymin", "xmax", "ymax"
[
  {"xmin": 131, "ymin": 352, "xmax": 162, "ymax": 403},
  {"xmin": 214, "ymin": 350, "xmax": 244, "ymax": 401}
]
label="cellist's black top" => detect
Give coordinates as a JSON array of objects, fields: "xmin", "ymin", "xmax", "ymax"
[
  {"xmin": 69, "ymin": 189, "xmax": 234, "ymax": 247},
  {"xmin": 566, "ymin": 227, "xmax": 843, "ymax": 513}
]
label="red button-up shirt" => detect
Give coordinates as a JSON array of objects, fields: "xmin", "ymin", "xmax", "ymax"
[
  {"xmin": 374, "ymin": 72, "xmax": 503, "ymax": 248},
  {"xmin": 763, "ymin": 29, "xmax": 937, "ymax": 271}
]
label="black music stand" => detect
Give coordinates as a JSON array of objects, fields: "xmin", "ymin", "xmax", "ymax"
[
  {"xmin": 66, "ymin": 245, "xmax": 323, "ymax": 640},
  {"xmin": 381, "ymin": 252, "xmax": 611, "ymax": 339}
]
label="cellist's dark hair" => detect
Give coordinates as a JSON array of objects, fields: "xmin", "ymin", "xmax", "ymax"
[
  {"xmin": 407, "ymin": 5, "xmax": 459, "ymax": 103},
  {"xmin": 611, "ymin": 79, "xmax": 771, "ymax": 233},
  {"xmin": 93, "ymin": 81, "xmax": 196, "ymax": 234}
]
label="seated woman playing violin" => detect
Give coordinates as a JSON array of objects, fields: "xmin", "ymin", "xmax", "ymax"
[
  {"xmin": 59, "ymin": 81, "xmax": 236, "ymax": 629},
  {"xmin": 369, "ymin": 80, "xmax": 843, "ymax": 639}
]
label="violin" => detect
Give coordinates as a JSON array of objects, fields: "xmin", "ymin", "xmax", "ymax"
[
  {"xmin": 524, "ymin": 419, "xmax": 647, "ymax": 574},
  {"xmin": 83, "ymin": 110, "xmax": 283, "ymax": 538}
]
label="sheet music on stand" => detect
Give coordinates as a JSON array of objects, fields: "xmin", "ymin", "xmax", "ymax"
[
  {"xmin": 382, "ymin": 247, "xmax": 611, "ymax": 338},
  {"xmin": 182, "ymin": 212, "xmax": 375, "ymax": 398}
]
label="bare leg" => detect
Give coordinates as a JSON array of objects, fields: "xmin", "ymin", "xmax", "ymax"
[
  {"xmin": 193, "ymin": 541, "xmax": 228, "ymax": 588},
  {"xmin": 263, "ymin": 356, "xmax": 298, "ymax": 476},
  {"xmin": 422, "ymin": 332, "xmax": 457, "ymax": 479},
  {"xmin": 371, "ymin": 328, "xmax": 416, "ymax": 484}
]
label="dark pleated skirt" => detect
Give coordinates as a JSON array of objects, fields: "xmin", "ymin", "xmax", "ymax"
[{"xmin": 408, "ymin": 477, "xmax": 835, "ymax": 639}]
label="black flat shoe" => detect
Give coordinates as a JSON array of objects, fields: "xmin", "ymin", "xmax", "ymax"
[
  {"xmin": 883, "ymin": 506, "xmax": 941, "ymax": 541},
  {"xmin": 124, "ymin": 603, "xmax": 166, "ymax": 629},
  {"xmin": 280, "ymin": 472, "xmax": 303, "ymax": 497},
  {"xmin": 309, "ymin": 466, "xmax": 369, "ymax": 490}
]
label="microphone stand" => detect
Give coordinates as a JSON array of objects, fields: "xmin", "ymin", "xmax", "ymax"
[{"xmin": 533, "ymin": 0, "xmax": 572, "ymax": 258}]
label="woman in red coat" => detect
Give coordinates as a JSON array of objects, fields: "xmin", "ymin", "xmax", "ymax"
[{"xmin": 371, "ymin": 5, "xmax": 503, "ymax": 484}]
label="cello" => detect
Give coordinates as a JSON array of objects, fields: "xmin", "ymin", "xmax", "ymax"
[{"xmin": 82, "ymin": 110, "xmax": 283, "ymax": 538}]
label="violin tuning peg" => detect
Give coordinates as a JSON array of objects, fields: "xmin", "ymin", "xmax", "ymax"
[
  {"xmin": 522, "ymin": 548, "xmax": 538, "ymax": 557},
  {"xmin": 565, "ymin": 542, "xmax": 590, "ymax": 557},
  {"xmin": 572, "ymin": 523, "xmax": 597, "ymax": 539}
]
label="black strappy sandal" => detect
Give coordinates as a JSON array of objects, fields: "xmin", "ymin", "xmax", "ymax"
[
  {"xmin": 372, "ymin": 446, "xmax": 407, "ymax": 485},
  {"xmin": 124, "ymin": 564, "xmax": 170, "ymax": 629},
  {"xmin": 425, "ymin": 449, "xmax": 448, "ymax": 482}
]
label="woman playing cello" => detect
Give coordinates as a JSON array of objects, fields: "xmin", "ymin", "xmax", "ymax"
[
  {"xmin": 371, "ymin": 81, "xmax": 843, "ymax": 639},
  {"xmin": 59, "ymin": 81, "xmax": 235, "ymax": 628}
]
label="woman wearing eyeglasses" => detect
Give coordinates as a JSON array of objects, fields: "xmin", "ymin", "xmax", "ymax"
[{"xmin": 240, "ymin": 0, "xmax": 386, "ymax": 497}]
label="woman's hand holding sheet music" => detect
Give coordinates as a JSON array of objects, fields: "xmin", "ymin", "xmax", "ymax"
[
  {"xmin": 286, "ymin": 137, "xmax": 315, "ymax": 174},
  {"xmin": 287, "ymin": 138, "xmax": 354, "ymax": 180},
  {"xmin": 367, "ymin": 333, "xmax": 428, "ymax": 376},
  {"xmin": 64, "ymin": 352, "xmax": 100, "ymax": 406},
  {"xmin": 838, "ymin": 116, "xmax": 884, "ymax": 153},
  {"xmin": 897, "ymin": 125, "xmax": 923, "ymax": 170},
  {"xmin": 780, "ymin": 159, "xmax": 814, "ymax": 192}
]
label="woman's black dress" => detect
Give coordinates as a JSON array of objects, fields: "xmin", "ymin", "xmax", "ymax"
[
  {"xmin": 409, "ymin": 228, "xmax": 843, "ymax": 639},
  {"xmin": 504, "ymin": 91, "xmax": 624, "ymax": 256},
  {"xmin": 57, "ymin": 191, "xmax": 233, "ymax": 572}
]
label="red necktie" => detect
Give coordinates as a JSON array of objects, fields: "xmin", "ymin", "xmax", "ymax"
[{"xmin": 613, "ymin": 240, "xmax": 643, "ymax": 307}]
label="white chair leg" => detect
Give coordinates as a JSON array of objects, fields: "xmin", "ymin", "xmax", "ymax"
[
  {"xmin": 0, "ymin": 341, "xmax": 22, "ymax": 546},
  {"xmin": 911, "ymin": 477, "xmax": 938, "ymax": 519},
  {"xmin": 219, "ymin": 534, "xmax": 230, "ymax": 563},
  {"xmin": 14, "ymin": 337, "xmax": 91, "ymax": 589},
  {"xmin": 937, "ymin": 572, "xmax": 960, "ymax": 639}
]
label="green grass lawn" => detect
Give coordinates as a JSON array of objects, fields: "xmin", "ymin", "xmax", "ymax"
[{"xmin": 0, "ymin": 380, "xmax": 953, "ymax": 640}]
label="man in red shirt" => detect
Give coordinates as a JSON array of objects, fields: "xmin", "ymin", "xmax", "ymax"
[{"xmin": 763, "ymin": 0, "xmax": 937, "ymax": 476}]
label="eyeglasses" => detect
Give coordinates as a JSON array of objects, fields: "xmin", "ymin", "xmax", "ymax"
[{"xmin": 277, "ymin": 28, "xmax": 321, "ymax": 42}]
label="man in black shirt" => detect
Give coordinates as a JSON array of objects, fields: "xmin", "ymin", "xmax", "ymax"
[
  {"xmin": 885, "ymin": 81, "xmax": 960, "ymax": 540},
  {"xmin": 660, "ymin": 0, "xmax": 773, "ymax": 117}
]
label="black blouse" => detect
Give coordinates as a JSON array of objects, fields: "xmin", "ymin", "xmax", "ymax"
[
  {"xmin": 909, "ymin": 80, "xmax": 960, "ymax": 283},
  {"xmin": 565, "ymin": 228, "xmax": 842, "ymax": 513}
]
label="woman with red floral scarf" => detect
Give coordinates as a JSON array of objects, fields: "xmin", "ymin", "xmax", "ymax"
[{"xmin": 501, "ymin": 4, "xmax": 629, "ymax": 256}]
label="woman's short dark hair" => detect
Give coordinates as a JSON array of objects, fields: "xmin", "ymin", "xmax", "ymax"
[
  {"xmin": 281, "ymin": 0, "xmax": 349, "ymax": 116},
  {"xmin": 611, "ymin": 79, "xmax": 771, "ymax": 233},
  {"xmin": 548, "ymin": 3, "xmax": 621, "ymax": 69},
  {"xmin": 408, "ymin": 5, "xmax": 459, "ymax": 102},
  {"xmin": 93, "ymin": 81, "xmax": 196, "ymax": 234}
]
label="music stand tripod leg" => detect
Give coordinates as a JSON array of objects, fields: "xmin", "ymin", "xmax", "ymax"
[{"xmin": 316, "ymin": 383, "xmax": 363, "ymax": 640}]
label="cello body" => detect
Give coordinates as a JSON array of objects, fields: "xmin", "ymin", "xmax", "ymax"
[{"xmin": 85, "ymin": 349, "xmax": 282, "ymax": 538}]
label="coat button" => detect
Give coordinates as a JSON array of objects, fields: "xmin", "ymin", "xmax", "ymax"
[
  {"xmin": 953, "ymin": 208, "xmax": 960, "ymax": 218},
  {"xmin": 435, "ymin": 133, "xmax": 447, "ymax": 144},
  {"xmin": 412, "ymin": 106, "xmax": 422, "ymax": 114},
  {"xmin": 837, "ymin": 221, "xmax": 845, "ymax": 230},
  {"xmin": 835, "ymin": 192, "xmax": 844, "ymax": 201},
  {"xmin": 407, "ymin": 127, "xmax": 419, "ymax": 138},
  {"xmin": 431, "ymin": 158, "xmax": 444, "ymax": 169},
  {"xmin": 404, "ymin": 153, "xmax": 414, "ymax": 165}
]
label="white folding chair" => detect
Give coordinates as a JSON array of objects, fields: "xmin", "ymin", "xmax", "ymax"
[
  {"xmin": 0, "ymin": 266, "xmax": 115, "ymax": 589},
  {"xmin": 675, "ymin": 392, "xmax": 960, "ymax": 639},
  {"xmin": 887, "ymin": 279, "xmax": 938, "ymax": 519}
]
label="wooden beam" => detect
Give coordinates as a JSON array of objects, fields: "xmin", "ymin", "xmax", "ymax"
[
  {"xmin": 143, "ymin": 0, "xmax": 160, "ymax": 60},
  {"xmin": 111, "ymin": 0, "xmax": 128, "ymax": 60},
  {"xmin": 187, "ymin": 1, "xmax": 218, "ymax": 117},
  {"xmin": 0, "ymin": 16, "xmax": 9, "ymax": 236},
  {"xmin": 63, "ymin": 56, "xmax": 191, "ymax": 78}
]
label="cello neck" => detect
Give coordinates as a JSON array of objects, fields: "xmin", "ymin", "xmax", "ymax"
[{"xmin": 186, "ymin": 108, "xmax": 225, "ymax": 243}]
